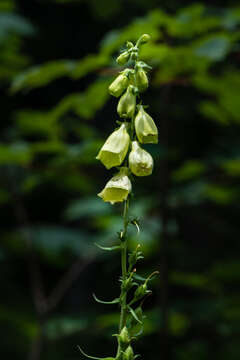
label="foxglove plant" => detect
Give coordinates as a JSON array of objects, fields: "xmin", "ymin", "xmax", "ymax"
[{"xmin": 78, "ymin": 34, "xmax": 158, "ymax": 360}]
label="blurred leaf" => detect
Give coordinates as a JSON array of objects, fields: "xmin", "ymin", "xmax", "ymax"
[
  {"xmin": 11, "ymin": 60, "xmax": 76, "ymax": 92},
  {"xmin": 45, "ymin": 316, "xmax": 90, "ymax": 339},
  {"xmin": 0, "ymin": 12, "xmax": 34, "ymax": 40},
  {"xmin": 222, "ymin": 159, "xmax": 240, "ymax": 176},
  {"xmin": 25, "ymin": 225, "xmax": 96, "ymax": 261},
  {"xmin": 172, "ymin": 160, "xmax": 205, "ymax": 182},
  {"xmin": 0, "ymin": 142, "xmax": 32, "ymax": 165},
  {"xmin": 65, "ymin": 196, "xmax": 111, "ymax": 220},
  {"xmin": 193, "ymin": 34, "xmax": 232, "ymax": 61}
]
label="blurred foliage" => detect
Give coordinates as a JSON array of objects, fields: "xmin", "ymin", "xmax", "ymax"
[{"xmin": 1, "ymin": 1, "xmax": 240, "ymax": 360}]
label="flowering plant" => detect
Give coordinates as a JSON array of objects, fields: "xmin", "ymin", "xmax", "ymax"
[{"xmin": 78, "ymin": 33, "xmax": 158, "ymax": 360}]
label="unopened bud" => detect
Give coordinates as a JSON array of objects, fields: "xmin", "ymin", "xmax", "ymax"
[
  {"xmin": 137, "ymin": 34, "xmax": 151, "ymax": 46},
  {"xmin": 129, "ymin": 141, "xmax": 153, "ymax": 177},
  {"xmin": 117, "ymin": 85, "xmax": 136, "ymax": 119},
  {"xmin": 126, "ymin": 41, "xmax": 134, "ymax": 49},
  {"xmin": 117, "ymin": 51, "xmax": 130, "ymax": 66},
  {"xmin": 134, "ymin": 283, "xmax": 147, "ymax": 301},
  {"xmin": 109, "ymin": 71, "xmax": 129, "ymax": 97},
  {"xmin": 118, "ymin": 326, "xmax": 130, "ymax": 346},
  {"xmin": 123, "ymin": 346, "xmax": 134, "ymax": 360},
  {"xmin": 122, "ymin": 276, "xmax": 133, "ymax": 292},
  {"xmin": 135, "ymin": 65, "xmax": 148, "ymax": 92}
]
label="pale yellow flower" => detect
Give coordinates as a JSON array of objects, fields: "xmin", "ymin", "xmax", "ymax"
[
  {"xmin": 135, "ymin": 105, "xmax": 158, "ymax": 144},
  {"xmin": 98, "ymin": 167, "xmax": 131, "ymax": 204},
  {"xmin": 96, "ymin": 123, "xmax": 130, "ymax": 169},
  {"xmin": 117, "ymin": 85, "xmax": 136, "ymax": 119},
  {"xmin": 129, "ymin": 141, "xmax": 153, "ymax": 176}
]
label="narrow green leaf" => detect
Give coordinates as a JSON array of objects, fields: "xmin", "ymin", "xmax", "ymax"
[
  {"xmin": 77, "ymin": 346, "xmax": 115, "ymax": 360},
  {"xmin": 95, "ymin": 243, "xmax": 121, "ymax": 251},
  {"xmin": 128, "ymin": 306, "xmax": 142, "ymax": 324},
  {"xmin": 93, "ymin": 293, "xmax": 120, "ymax": 305}
]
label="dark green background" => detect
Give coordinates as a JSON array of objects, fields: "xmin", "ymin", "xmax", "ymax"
[{"xmin": 1, "ymin": 0, "xmax": 240, "ymax": 359}]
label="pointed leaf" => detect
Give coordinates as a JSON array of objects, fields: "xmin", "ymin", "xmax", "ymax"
[
  {"xmin": 128, "ymin": 306, "xmax": 142, "ymax": 324},
  {"xmin": 127, "ymin": 307, "xmax": 144, "ymax": 338},
  {"xmin": 93, "ymin": 293, "xmax": 120, "ymax": 305},
  {"xmin": 95, "ymin": 243, "xmax": 121, "ymax": 251},
  {"xmin": 77, "ymin": 346, "xmax": 115, "ymax": 360}
]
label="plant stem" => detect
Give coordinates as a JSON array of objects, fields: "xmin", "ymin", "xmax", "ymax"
[{"xmin": 116, "ymin": 199, "xmax": 129, "ymax": 357}]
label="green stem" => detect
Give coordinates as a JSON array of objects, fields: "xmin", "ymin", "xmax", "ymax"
[{"xmin": 116, "ymin": 198, "xmax": 129, "ymax": 358}]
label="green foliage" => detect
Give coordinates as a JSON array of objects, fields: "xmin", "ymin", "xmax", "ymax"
[{"xmin": 1, "ymin": 2, "xmax": 240, "ymax": 360}]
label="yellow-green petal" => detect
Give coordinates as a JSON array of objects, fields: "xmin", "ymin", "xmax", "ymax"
[
  {"xmin": 98, "ymin": 167, "xmax": 132, "ymax": 204},
  {"xmin": 117, "ymin": 85, "xmax": 136, "ymax": 119},
  {"xmin": 129, "ymin": 141, "xmax": 153, "ymax": 176},
  {"xmin": 135, "ymin": 106, "xmax": 158, "ymax": 144},
  {"xmin": 96, "ymin": 123, "xmax": 130, "ymax": 169}
]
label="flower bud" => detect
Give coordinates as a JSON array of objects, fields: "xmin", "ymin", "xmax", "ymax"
[
  {"xmin": 126, "ymin": 41, "xmax": 134, "ymax": 49},
  {"xmin": 123, "ymin": 346, "xmax": 134, "ymax": 360},
  {"xmin": 98, "ymin": 167, "xmax": 132, "ymax": 205},
  {"xmin": 133, "ymin": 283, "xmax": 148, "ymax": 301},
  {"xmin": 118, "ymin": 326, "xmax": 130, "ymax": 347},
  {"xmin": 122, "ymin": 276, "xmax": 133, "ymax": 292},
  {"xmin": 135, "ymin": 66, "xmax": 148, "ymax": 92},
  {"xmin": 117, "ymin": 85, "xmax": 136, "ymax": 119},
  {"xmin": 137, "ymin": 33, "xmax": 151, "ymax": 45},
  {"xmin": 135, "ymin": 106, "xmax": 158, "ymax": 144},
  {"xmin": 129, "ymin": 141, "xmax": 153, "ymax": 177},
  {"xmin": 109, "ymin": 71, "xmax": 129, "ymax": 98},
  {"xmin": 117, "ymin": 51, "xmax": 130, "ymax": 65},
  {"xmin": 96, "ymin": 123, "xmax": 130, "ymax": 169}
]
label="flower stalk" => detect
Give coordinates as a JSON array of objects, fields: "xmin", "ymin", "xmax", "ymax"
[{"xmin": 79, "ymin": 33, "xmax": 158, "ymax": 360}]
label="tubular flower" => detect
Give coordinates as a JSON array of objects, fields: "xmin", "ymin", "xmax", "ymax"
[
  {"xmin": 117, "ymin": 85, "xmax": 136, "ymax": 119},
  {"xmin": 129, "ymin": 141, "xmax": 153, "ymax": 176},
  {"xmin": 135, "ymin": 105, "xmax": 158, "ymax": 144},
  {"xmin": 98, "ymin": 167, "xmax": 132, "ymax": 204},
  {"xmin": 108, "ymin": 70, "xmax": 129, "ymax": 98},
  {"xmin": 135, "ymin": 65, "xmax": 148, "ymax": 92},
  {"xmin": 96, "ymin": 123, "xmax": 130, "ymax": 169}
]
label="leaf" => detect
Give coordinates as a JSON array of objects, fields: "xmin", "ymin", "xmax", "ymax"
[
  {"xmin": 93, "ymin": 293, "xmax": 120, "ymax": 305},
  {"xmin": 172, "ymin": 160, "xmax": 205, "ymax": 182},
  {"xmin": 23, "ymin": 225, "xmax": 96, "ymax": 261},
  {"xmin": 77, "ymin": 346, "xmax": 115, "ymax": 360},
  {"xmin": 0, "ymin": 12, "xmax": 35, "ymax": 38},
  {"xmin": 44, "ymin": 316, "xmax": 89, "ymax": 340},
  {"xmin": 193, "ymin": 35, "xmax": 232, "ymax": 61},
  {"xmin": 11, "ymin": 60, "xmax": 76, "ymax": 92},
  {"xmin": 128, "ymin": 306, "xmax": 142, "ymax": 324},
  {"xmin": 127, "ymin": 307, "xmax": 144, "ymax": 337},
  {"xmin": 95, "ymin": 243, "xmax": 121, "ymax": 251},
  {"xmin": 64, "ymin": 197, "xmax": 111, "ymax": 220}
]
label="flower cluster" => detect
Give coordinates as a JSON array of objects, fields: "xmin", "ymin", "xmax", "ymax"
[
  {"xmin": 97, "ymin": 34, "xmax": 158, "ymax": 204},
  {"xmin": 78, "ymin": 34, "xmax": 158, "ymax": 360}
]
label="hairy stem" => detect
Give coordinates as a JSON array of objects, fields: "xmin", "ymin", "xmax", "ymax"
[{"xmin": 117, "ymin": 199, "xmax": 129, "ymax": 357}]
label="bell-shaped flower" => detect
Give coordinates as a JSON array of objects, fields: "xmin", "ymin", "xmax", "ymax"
[
  {"xmin": 129, "ymin": 141, "xmax": 153, "ymax": 176},
  {"xmin": 135, "ymin": 105, "xmax": 158, "ymax": 144},
  {"xmin": 135, "ymin": 66, "xmax": 148, "ymax": 92},
  {"xmin": 117, "ymin": 85, "xmax": 136, "ymax": 119},
  {"xmin": 98, "ymin": 167, "xmax": 132, "ymax": 204},
  {"xmin": 96, "ymin": 123, "xmax": 130, "ymax": 169},
  {"xmin": 108, "ymin": 69, "xmax": 129, "ymax": 98}
]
